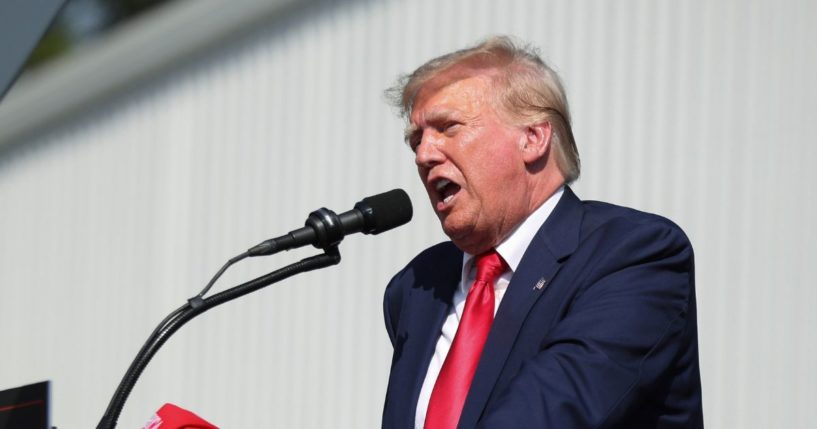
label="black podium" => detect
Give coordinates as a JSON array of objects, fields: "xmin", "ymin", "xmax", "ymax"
[{"xmin": 0, "ymin": 381, "xmax": 51, "ymax": 429}]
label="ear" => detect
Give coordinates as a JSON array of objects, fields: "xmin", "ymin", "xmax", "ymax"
[{"xmin": 520, "ymin": 121, "xmax": 552, "ymax": 164}]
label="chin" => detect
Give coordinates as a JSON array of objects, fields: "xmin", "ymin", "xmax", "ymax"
[
  {"xmin": 442, "ymin": 225, "xmax": 487, "ymax": 253},
  {"xmin": 439, "ymin": 215, "xmax": 465, "ymax": 237},
  {"xmin": 440, "ymin": 223, "xmax": 460, "ymax": 240}
]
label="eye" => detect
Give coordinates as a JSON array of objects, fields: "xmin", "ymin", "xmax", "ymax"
[{"xmin": 441, "ymin": 121, "xmax": 461, "ymax": 135}]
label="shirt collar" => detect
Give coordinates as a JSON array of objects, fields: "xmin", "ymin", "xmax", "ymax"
[{"xmin": 461, "ymin": 186, "xmax": 565, "ymax": 278}]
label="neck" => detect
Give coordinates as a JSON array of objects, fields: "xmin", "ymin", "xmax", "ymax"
[{"xmin": 526, "ymin": 171, "xmax": 565, "ymax": 216}]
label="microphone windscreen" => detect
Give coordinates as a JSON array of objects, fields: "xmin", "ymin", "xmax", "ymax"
[
  {"xmin": 357, "ymin": 188, "xmax": 413, "ymax": 234},
  {"xmin": 143, "ymin": 403, "xmax": 218, "ymax": 429}
]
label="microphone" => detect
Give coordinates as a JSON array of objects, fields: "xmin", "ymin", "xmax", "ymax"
[
  {"xmin": 143, "ymin": 403, "xmax": 218, "ymax": 429},
  {"xmin": 247, "ymin": 188, "xmax": 413, "ymax": 256}
]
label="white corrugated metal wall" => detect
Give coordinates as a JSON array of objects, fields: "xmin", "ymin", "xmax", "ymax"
[{"xmin": 1, "ymin": 0, "xmax": 815, "ymax": 427}]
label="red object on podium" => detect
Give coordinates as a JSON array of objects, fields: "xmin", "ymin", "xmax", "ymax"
[{"xmin": 143, "ymin": 403, "xmax": 218, "ymax": 429}]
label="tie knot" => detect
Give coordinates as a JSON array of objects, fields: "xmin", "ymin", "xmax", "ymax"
[{"xmin": 474, "ymin": 250, "xmax": 507, "ymax": 285}]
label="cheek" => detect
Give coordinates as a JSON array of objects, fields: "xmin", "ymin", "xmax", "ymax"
[
  {"xmin": 471, "ymin": 155, "xmax": 524, "ymax": 206},
  {"xmin": 456, "ymin": 128, "xmax": 524, "ymax": 191},
  {"xmin": 473, "ymin": 144, "xmax": 520, "ymax": 178}
]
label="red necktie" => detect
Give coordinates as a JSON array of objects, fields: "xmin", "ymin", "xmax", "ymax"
[{"xmin": 424, "ymin": 250, "xmax": 508, "ymax": 429}]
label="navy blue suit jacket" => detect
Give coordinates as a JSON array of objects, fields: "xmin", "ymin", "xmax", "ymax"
[{"xmin": 382, "ymin": 187, "xmax": 703, "ymax": 428}]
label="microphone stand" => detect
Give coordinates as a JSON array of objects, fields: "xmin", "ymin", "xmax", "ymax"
[{"xmin": 96, "ymin": 246, "xmax": 341, "ymax": 429}]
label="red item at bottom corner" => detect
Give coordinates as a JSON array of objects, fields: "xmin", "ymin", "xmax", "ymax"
[{"xmin": 143, "ymin": 403, "xmax": 218, "ymax": 429}]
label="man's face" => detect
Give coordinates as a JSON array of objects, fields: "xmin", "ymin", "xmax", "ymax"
[{"xmin": 408, "ymin": 74, "xmax": 532, "ymax": 254}]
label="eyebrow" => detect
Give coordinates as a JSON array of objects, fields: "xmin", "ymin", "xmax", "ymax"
[
  {"xmin": 403, "ymin": 124, "xmax": 419, "ymax": 143},
  {"xmin": 403, "ymin": 109, "xmax": 462, "ymax": 143}
]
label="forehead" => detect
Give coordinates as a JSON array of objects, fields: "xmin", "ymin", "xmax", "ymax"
[{"xmin": 410, "ymin": 74, "xmax": 495, "ymax": 124}]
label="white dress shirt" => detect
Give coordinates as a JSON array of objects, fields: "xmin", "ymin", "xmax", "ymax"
[{"xmin": 414, "ymin": 187, "xmax": 565, "ymax": 428}]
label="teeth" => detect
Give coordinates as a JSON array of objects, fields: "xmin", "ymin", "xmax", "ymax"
[
  {"xmin": 443, "ymin": 195, "xmax": 454, "ymax": 203},
  {"xmin": 435, "ymin": 179, "xmax": 451, "ymax": 192}
]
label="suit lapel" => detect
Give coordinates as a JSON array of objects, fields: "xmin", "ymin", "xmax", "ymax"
[
  {"xmin": 458, "ymin": 187, "xmax": 584, "ymax": 428},
  {"xmin": 397, "ymin": 245, "xmax": 461, "ymax": 426}
]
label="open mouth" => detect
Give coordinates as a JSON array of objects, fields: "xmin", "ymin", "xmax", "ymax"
[{"xmin": 434, "ymin": 178, "xmax": 461, "ymax": 207}]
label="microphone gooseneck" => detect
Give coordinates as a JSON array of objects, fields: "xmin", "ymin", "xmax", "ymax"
[{"xmin": 97, "ymin": 189, "xmax": 413, "ymax": 429}]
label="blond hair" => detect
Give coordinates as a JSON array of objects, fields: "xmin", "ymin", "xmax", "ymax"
[{"xmin": 386, "ymin": 35, "xmax": 580, "ymax": 183}]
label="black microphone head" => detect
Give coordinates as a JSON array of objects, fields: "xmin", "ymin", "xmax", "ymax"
[{"xmin": 355, "ymin": 189, "xmax": 413, "ymax": 235}]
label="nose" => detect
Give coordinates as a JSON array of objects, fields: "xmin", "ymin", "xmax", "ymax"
[{"xmin": 414, "ymin": 134, "xmax": 445, "ymax": 168}]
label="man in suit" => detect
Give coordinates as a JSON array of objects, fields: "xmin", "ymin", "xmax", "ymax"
[{"xmin": 382, "ymin": 36, "xmax": 703, "ymax": 428}]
